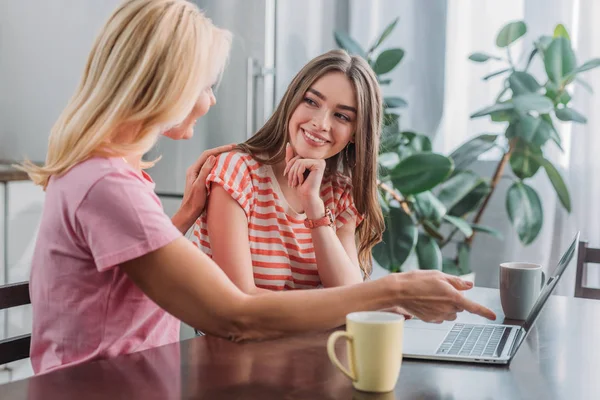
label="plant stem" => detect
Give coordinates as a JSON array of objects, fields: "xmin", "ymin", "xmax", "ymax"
[
  {"xmin": 465, "ymin": 140, "xmax": 515, "ymax": 246},
  {"xmin": 378, "ymin": 181, "xmax": 412, "ymax": 215},
  {"xmin": 507, "ymin": 46, "xmax": 514, "ymax": 68},
  {"xmin": 440, "ymin": 227, "xmax": 460, "ymax": 247}
]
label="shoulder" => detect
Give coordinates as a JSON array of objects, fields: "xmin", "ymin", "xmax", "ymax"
[
  {"xmin": 209, "ymin": 150, "xmax": 268, "ymax": 195},
  {"xmin": 212, "ymin": 150, "xmax": 266, "ymax": 181},
  {"xmin": 49, "ymin": 157, "xmax": 147, "ymax": 200},
  {"xmin": 214, "ymin": 150, "xmax": 259, "ymax": 169}
]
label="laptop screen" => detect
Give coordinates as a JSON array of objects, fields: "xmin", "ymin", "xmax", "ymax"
[{"xmin": 510, "ymin": 232, "xmax": 579, "ymax": 356}]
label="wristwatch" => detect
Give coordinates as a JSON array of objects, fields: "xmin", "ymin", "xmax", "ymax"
[{"xmin": 304, "ymin": 207, "xmax": 334, "ymax": 229}]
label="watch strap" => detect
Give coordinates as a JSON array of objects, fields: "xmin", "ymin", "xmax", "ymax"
[{"xmin": 304, "ymin": 208, "xmax": 334, "ymax": 229}]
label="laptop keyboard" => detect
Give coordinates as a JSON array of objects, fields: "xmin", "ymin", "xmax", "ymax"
[{"xmin": 436, "ymin": 324, "xmax": 512, "ymax": 358}]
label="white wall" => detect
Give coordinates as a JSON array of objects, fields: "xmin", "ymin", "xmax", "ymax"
[
  {"xmin": 0, "ymin": 0, "xmax": 122, "ymax": 161},
  {"xmin": 275, "ymin": 0, "xmax": 348, "ymax": 102}
]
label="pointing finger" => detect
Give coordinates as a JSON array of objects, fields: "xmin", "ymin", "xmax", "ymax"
[{"xmin": 458, "ymin": 297, "xmax": 497, "ymax": 321}]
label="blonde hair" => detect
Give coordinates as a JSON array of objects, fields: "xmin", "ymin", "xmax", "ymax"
[
  {"xmin": 22, "ymin": 0, "xmax": 231, "ymax": 188},
  {"xmin": 238, "ymin": 49, "xmax": 385, "ymax": 278}
]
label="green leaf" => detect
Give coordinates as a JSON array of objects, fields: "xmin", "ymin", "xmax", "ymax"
[
  {"xmin": 491, "ymin": 110, "xmax": 515, "ymax": 122},
  {"xmin": 378, "ymin": 78, "xmax": 392, "ymax": 85},
  {"xmin": 575, "ymin": 77, "xmax": 593, "ymax": 93},
  {"xmin": 509, "ymin": 71, "xmax": 541, "ymax": 95},
  {"xmin": 368, "ymin": 17, "xmax": 399, "ymax": 53},
  {"xmin": 442, "ymin": 258, "xmax": 463, "ymax": 276},
  {"xmin": 574, "ymin": 58, "xmax": 600, "ymax": 74},
  {"xmin": 449, "ymin": 180, "xmax": 491, "ymax": 217},
  {"xmin": 413, "ymin": 192, "xmax": 447, "ymax": 224},
  {"xmin": 555, "ymin": 107, "xmax": 588, "ymax": 123},
  {"xmin": 536, "ymin": 36, "xmax": 554, "ymax": 52},
  {"xmin": 557, "ymin": 90, "xmax": 572, "ymax": 105},
  {"xmin": 553, "ymin": 24, "xmax": 571, "ymax": 40},
  {"xmin": 470, "ymin": 224, "xmax": 503, "ymax": 240},
  {"xmin": 510, "ymin": 139, "xmax": 542, "ymax": 179},
  {"xmin": 384, "ymin": 97, "xmax": 408, "ymax": 109},
  {"xmin": 334, "ymin": 31, "xmax": 366, "ymax": 59},
  {"xmin": 545, "ymin": 80, "xmax": 560, "ymax": 98},
  {"xmin": 541, "ymin": 114, "xmax": 563, "ymax": 151},
  {"xmin": 443, "ymin": 215, "xmax": 473, "ymax": 237},
  {"xmin": 415, "ymin": 234, "xmax": 442, "ymax": 270},
  {"xmin": 506, "ymin": 182, "xmax": 543, "ymax": 245},
  {"xmin": 379, "ymin": 152, "xmax": 400, "ymax": 169},
  {"xmin": 544, "ymin": 37, "xmax": 577, "ymax": 84},
  {"xmin": 437, "ymin": 171, "xmax": 483, "ymax": 210},
  {"xmin": 457, "ymin": 243, "xmax": 471, "ymax": 274},
  {"xmin": 540, "ymin": 158, "xmax": 571, "ymax": 212},
  {"xmin": 469, "ymin": 52, "xmax": 500, "ymax": 62},
  {"xmin": 512, "ymin": 93, "xmax": 554, "ymax": 113},
  {"xmin": 372, "ymin": 207, "xmax": 418, "ymax": 272},
  {"xmin": 496, "ymin": 21, "xmax": 527, "ymax": 48},
  {"xmin": 505, "ymin": 122, "xmax": 518, "ymax": 139},
  {"xmin": 402, "ymin": 131, "xmax": 432, "ymax": 153},
  {"xmin": 423, "ymin": 220, "xmax": 445, "ymax": 241},
  {"xmin": 450, "ymin": 134, "xmax": 498, "ymax": 170},
  {"xmin": 390, "ymin": 153, "xmax": 454, "ymax": 195},
  {"xmin": 470, "ymin": 102, "xmax": 514, "ymax": 118},
  {"xmin": 516, "ymin": 115, "xmax": 553, "ymax": 147},
  {"xmin": 373, "ymin": 48, "xmax": 405, "ymax": 75},
  {"xmin": 482, "ymin": 68, "xmax": 512, "ymax": 81}
]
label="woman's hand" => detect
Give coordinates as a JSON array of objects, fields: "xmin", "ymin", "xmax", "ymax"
[
  {"xmin": 390, "ymin": 270, "xmax": 496, "ymax": 323},
  {"xmin": 171, "ymin": 143, "xmax": 237, "ymax": 233},
  {"xmin": 283, "ymin": 143, "xmax": 326, "ymax": 218}
]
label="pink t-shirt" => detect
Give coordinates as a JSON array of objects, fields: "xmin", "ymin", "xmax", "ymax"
[{"xmin": 29, "ymin": 157, "xmax": 182, "ymax": 374}]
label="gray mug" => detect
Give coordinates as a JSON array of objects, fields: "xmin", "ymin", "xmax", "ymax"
[{"xmin": 499, "ymin": 262, "xmax": 546, "ymax": 320}]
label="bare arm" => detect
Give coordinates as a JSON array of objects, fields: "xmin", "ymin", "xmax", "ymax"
[
  {"xmin": 122, "ymin": 236, "xmax": 496, "ymax": 342},
  {"xmin": 205, "ymin": 184, "xmax": 270, "ymax": 294},
  {"xmin": 305, "ymin": 203, "xmax": 363, "ymax": 287},
  {"xmin": 121, "ymin": 236, "xmax": 394, "ymax": 341}
]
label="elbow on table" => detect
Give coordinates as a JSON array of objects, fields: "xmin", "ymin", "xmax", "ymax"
[{"xmin": 207, "ymin": 295, "xmax": 283, "ymax": 343}]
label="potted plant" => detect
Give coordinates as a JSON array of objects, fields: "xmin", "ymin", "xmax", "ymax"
[
  {"xmin": 334, "ymin": 20, "xmax": 500, "ymax": 279},
  {"xmin": 459, "ymin": 21, "xmax": 600, "ymax": 266},
  {"xmin": 335, "ymin": 19, "xmax": 600, "ymax": 279}
]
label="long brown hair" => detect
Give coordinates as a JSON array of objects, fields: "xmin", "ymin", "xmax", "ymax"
[{"xmin": 238, "ymin": 49, "xmax": 384, "ymax": 278}]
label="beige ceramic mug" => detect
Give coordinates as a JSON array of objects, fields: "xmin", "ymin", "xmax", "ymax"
[{"xmin": 327, "ymin": 311, "xmax": 404, "ymax": 393}]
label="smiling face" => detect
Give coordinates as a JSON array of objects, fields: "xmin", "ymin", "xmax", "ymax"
[
  {"xmin": 163, "ymin": 85, "xmax": 216, "ymax": 140},
  {"xmin": 287, "ymin": 71, "xmax": 357, "ymax": 159}
]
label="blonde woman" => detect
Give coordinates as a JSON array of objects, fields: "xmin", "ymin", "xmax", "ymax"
[
  {"xmin": 192, "ymin": 50, "xmax": 389, "ymax": 292},
  {"xmin": 23, "ymin": 0, "xmax": 494, "ymax": 374}
]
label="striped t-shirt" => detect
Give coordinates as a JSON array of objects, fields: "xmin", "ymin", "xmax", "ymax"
[{"xmin": 191, "ymin": 151, "xmax": 363, "ymax": 290}]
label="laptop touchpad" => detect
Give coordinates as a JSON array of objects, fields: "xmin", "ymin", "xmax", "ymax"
[{"xmin": 403, "ymin": 322, "xmax": 450, "ymax": 356}]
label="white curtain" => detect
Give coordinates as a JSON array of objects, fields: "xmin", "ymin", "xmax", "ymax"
[
  {"xmin": 437, "ymin": 0, "xmax": 580, "ymax": 292},
  {"xmin": 346, "ymin": 0, "xmax": 600, "ymax": 292},
  {"xmin": 559, "ymin": 0, "xmax": 600, "ymax": 293}
]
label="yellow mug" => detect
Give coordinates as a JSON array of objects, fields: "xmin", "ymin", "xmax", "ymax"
[{"xmin": 327, "ymin": 311, "xmax": 404, "ymax": 393}]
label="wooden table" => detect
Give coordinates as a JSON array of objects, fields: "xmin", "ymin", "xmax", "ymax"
[{"xmin": 0, "ymin": 287, "xmax": 598, "ymax": 399}]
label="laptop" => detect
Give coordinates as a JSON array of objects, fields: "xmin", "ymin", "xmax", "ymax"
[{"xmin": 402, "ymin": 232, "xmax": 579, "ymax": 365}]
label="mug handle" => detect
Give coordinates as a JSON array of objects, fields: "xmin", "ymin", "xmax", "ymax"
[
  {"xmin": 327, "ymin": 331, "xmax": 357, "ymax": 381},
  {"xmin": 541, "ymin": 271, "xmax": 546, "ymax": 289}
]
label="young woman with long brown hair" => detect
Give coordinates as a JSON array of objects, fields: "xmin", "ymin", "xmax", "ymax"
[{"xmin": 193, "ymin": 50, "xmax": 395, "ymax": 291}]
